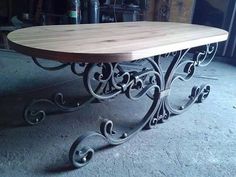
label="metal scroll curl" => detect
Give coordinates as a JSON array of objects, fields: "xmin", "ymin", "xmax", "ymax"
[
  {"xmin": 24, "ymin": 61, "xmax": 90, "ymax": 125},
  {"xmin": 24, "ymin": 93, "xmax": 82, "ymax": 125},
  {"xmin": 32, "ymin": 57, "xmax": 88, "ymax": 75},
  {"xmin": 194, "ymin": 43, "xmax": 218, "ymax": 67},
  {"xmin": 83, "ymin": 62, "xmax": 163, "ymax": 101},
  {"xmin": 32, "ymin": 57, "xmax": 70, "ymax": 71}
]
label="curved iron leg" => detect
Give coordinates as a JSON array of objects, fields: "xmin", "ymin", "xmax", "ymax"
[
  {"xmin": 24, "ymin": 93, "xmax": 95, "ymax": 125},
  {"xmin": 24, "ymin": 60, "xmax": 90, "ymax": 125}
]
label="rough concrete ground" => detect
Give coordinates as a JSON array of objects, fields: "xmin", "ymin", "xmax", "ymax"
[{"xmin": 0, "ymin": 51, "xmax": 236, "ymax": 177}]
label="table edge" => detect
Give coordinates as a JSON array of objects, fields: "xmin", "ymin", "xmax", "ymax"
[{"xmin": 7, "ymin": 24, "xmax": 229, "ymax": 63}]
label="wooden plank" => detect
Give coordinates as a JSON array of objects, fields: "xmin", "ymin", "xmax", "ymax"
[
  {"xmin": 34, "ymin": 0, "xmax": 44, "ymax": 24},
  {"xmin": 154, "ymin": 0, "xmax": 172, "ymax": 21},
  {"xmin": 7, "ymin": 21, "xmax": 228, "ymax": 63},
  {"xmin": 144, "ymin": 0, "xmax": 155, "ymax": 21},
  {"xmin": 169, "ymin": 0, "xmax": 196, "ymax": 23}
]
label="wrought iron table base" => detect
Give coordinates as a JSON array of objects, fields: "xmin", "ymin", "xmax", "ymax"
[{"xmin": 24, "ymin": 43, "xmax": 218, "ymax": 168}]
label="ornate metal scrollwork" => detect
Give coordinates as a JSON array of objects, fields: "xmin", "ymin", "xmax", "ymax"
[
  {"xmin": 26, "ymin": 43, "xmax": 218, "ymax": 167},
  {"xmin": 83, "ymin": 62, "xmax": 162, "ymax": 100},
  {"xmin": 24, "ymin": 93, "xmax": 84, "ymax": 125},
  {"xmin": 24, "ymin": 59, "xmax": 91, "ymax": 125},
  {"xmin": 69, "ymin": 43, "xmax": 218, "ymax": 168}
]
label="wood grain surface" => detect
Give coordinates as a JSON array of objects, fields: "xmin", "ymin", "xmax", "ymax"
[{"xmin": 7, "ymin": 21, "xmax": 228, "ymax": 63}]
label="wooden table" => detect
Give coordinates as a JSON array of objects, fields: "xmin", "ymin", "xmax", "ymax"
[{"xmin": 7, "ymin": 22, "xmax": 228, "ymax": 168}]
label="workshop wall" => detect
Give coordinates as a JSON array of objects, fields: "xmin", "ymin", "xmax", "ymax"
[
  {"xmin": 0, "ymin": 0, "xmax": 30, "ymax": 24},
  {"xmin": 145, "ymin": 0, "xmax": 196, "ymax": 23}
]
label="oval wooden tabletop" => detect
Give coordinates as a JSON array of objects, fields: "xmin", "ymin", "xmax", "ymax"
[{"xmin": 7, "ymin": 21, "xmax": 228, "ymax": 63}]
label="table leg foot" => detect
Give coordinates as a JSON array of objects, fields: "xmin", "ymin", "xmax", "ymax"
[
  {"xmin": 69, "ymin": 117, "xmax": 155, "ymax": 168},
  {"xmin": 24, "ymin": 59, "xmax": 91, "ymax": 125},
  {"xmin": 24, "ymin": 93, "xmax": 94, "ymax": 125}
]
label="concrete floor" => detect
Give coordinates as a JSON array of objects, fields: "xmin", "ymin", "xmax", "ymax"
[{"xmin": 0, "ymin": 50, "xmax": 236, "ymax": 177}]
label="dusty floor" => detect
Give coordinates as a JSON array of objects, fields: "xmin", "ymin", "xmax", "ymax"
[{"xmin": 0, "ymin": 51, "xmax": 236, "ymax": 177}]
